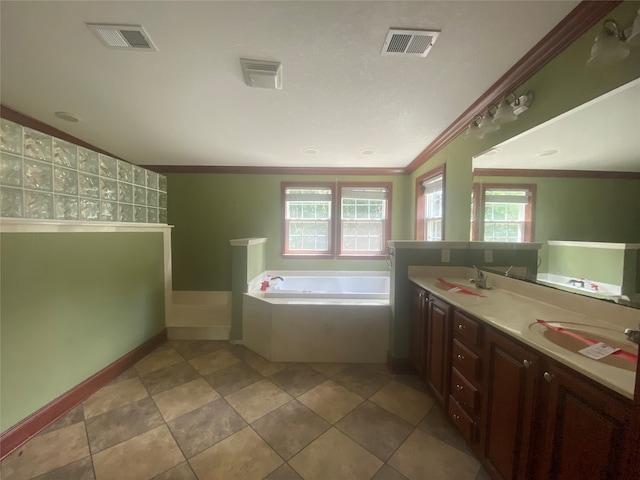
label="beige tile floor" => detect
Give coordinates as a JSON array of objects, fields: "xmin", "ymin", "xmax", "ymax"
[{"xmin": 1, "ymin": 340, "xmax": 492, "ymax": 480}]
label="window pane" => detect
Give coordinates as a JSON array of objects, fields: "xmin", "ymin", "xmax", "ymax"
[
  {"xmin": 340, "ymin": 186, "xmax": 388, "ymax": 254},
  {"xmin": 285, "ymin": 186, "xmax": 332, "ymax": 252},
  {"xmin": 423, "ymin": 173, "xmax": 443, "ymax": 241}
]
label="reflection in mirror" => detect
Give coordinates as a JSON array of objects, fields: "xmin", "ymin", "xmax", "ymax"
[{"xmin": 471, "ymin": 78, "xmax": 640, "ymax": 308}]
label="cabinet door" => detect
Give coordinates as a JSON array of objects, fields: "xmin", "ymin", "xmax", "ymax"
[
  {"xmin": 538, "ymin": 361, "xmax": 629, "ymax": 480},
  {"xmin": 483, "ymin": 329, "xmax": 540, "ymax": 480},
  {"xmin": 409, "ymin": 283, "xmax": 427, "ymax": 378},
  {"xmin": 426, "ymin": 297, "xmax": 452, "ymax": 406}
]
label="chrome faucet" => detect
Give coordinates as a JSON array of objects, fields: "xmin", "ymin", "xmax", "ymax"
[
  {"xmin": 624, "ymin": 328, "xmax": 640, "ymax": 345},
  {"xmin": 469, "ymin": 266, "xmax": 490, "ymax": 289}
]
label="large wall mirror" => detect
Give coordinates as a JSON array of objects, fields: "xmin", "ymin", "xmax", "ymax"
[{"xmin": 472, "ymin": 77, "xmax": 640, "ymax": 308}]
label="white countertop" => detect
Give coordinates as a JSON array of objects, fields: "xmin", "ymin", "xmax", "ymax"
[{"xmin": 408, "ymin": 266, "xmax": 639, "ymax": 400}]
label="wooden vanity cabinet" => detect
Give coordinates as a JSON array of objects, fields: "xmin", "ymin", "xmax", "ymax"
[
  {"xmin": 408, "ymin": 289, "xmax": 634, "ymax": 480},
  {"xmin": 426, "ymin": 296, "xmax": 452, "ymax": 407},
  {"xmin": 449, "ymin": 310, "xmax": 485, "ymax": 454},
  {"xmin": 409, "ymin": 283, "xmax": 428, "ymax": 379},
  {"xmin": 482, "ymin": 328, "xmax": 541, "ymax": 480},
  {"xmin": 535, "ymin": 360, "xmax": 630, "ymax": 480}
]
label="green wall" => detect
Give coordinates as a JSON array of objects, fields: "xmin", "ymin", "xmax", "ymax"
[
  {"xmin": 168, "ymin": 173, "xmax": 411, "ymax": 291},
  {"xmin": 1, "ymin": 232, "xmax": 166, "ymax": 432},
  {"xmin": 547, "ymin": 244, "xmax": 625, "ymax": 286}
]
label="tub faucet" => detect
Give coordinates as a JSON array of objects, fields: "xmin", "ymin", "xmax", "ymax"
[
  {"xmin": 469, "ymin": 266, "xmax": 490, "ymax": 289},
  {"xmin": 270, "ymin": 276, "xmax": 284, "ymax": 282},
  {"xmin": 624, "ymin": 328, "xmax": 640, "ymax": 345}
]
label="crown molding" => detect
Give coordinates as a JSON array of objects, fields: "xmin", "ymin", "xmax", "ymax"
[{"xmin": 405, "ymin": 0, "xmax": 622, "ymax": 174}]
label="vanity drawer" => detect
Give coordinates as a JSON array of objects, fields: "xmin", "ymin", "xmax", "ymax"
[
  {"xmin": 448, "ymin": 395, "xmax": 476, "ymax": 443},
  {"xmin": 453, "ymin": 310, "xmax": 482, "ymax": 347},
  {"xmin": 452, "ymin": 339, "xmax": 481, "ymax": 382},
  {"xmin": 450, "ymin": 367, "xmax": 480, "ymax": 413}
]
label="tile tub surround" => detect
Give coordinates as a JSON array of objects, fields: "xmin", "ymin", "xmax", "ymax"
[
  {"xmin": 0, "ymin": 118, "xmax": 167, "ymax": 223},
  {"xmin": 0, "ymin": 339, "xmax": 491, "ymax": 480},
  {"xmin": 408, "ymin": 266, "xmax": 640, "ymax": 399}
]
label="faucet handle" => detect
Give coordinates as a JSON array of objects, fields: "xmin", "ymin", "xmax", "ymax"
[{"xmin": 472, "ymin": 265, "xmax": 485, "ymax": 278}]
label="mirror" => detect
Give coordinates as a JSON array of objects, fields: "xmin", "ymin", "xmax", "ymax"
[{"xmin": 472, "ymin": 78, "xmax": 640, "ymax": 308}]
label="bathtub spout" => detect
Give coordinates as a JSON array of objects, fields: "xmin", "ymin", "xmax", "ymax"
[{"xmin": 270, "ymin": 276, "xmax": 285, "ymax": 282}]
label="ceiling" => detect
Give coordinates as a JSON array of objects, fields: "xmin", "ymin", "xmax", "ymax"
[
  {"xmin": 473, "ymin": 78, "xmax": 640, "ymax": 173},
  {"xmin": 0, "ymin": 1, "xmax": 581, "ymax": 170}
]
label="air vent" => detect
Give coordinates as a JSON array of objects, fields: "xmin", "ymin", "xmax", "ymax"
[
  {"xmin": 381, "ymin": 29, "xmax": 440, "ymax": 57},
  {"xmin": 86, "ymin": 23, "xmax": 157, "ymax": 51},
  {"xmin": 240, "ymin": 59, "xmax": 282, "ymax": 89}
]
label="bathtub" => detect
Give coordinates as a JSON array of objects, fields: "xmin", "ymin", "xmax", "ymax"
[
  {"xmin": 264, "ymin": 274, "xmax": 390, "ymax": 299},
  {"xmin": 243, "ymin": 271, "xmax": 390, "ymax": 363}
]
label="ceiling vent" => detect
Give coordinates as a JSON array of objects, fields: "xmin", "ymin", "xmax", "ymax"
[
  {"xmin": 86, "ymin": 23, "xmax": 157, "ymax": 51},
  {"xmin": 381, "ymin": 29, "xmax": 440, "ymax": 57},
  {"xmin": 240, "ymin": 59, "xmax": 282, "ymax": 89}
]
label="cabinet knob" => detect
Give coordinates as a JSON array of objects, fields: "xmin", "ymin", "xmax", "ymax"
[
  {"xmin": 457, "ymin": 324, "xmax": 465, "ymax": 330},
  {"xmin": 543, "ymin": 372, "xmax": 554, "ymax": 383},
  {"xmin": 457, "ymin": 354, "xmax": 465, "ymax": 360},
  {"xmin": 453, "ymin": 414, "xmax": 460, "ymax": 421},
  {"xmin": 456, "ymin": 384, "xmax": 463, "ymax": 391},
  {"xmin": 523, "ymin": 359, "xmax": 532, "ymax": 368}
]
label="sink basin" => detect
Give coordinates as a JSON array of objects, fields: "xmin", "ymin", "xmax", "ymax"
[{"xmin": 529, "ymin": 321, "xmax": 638, "ymax": 371}]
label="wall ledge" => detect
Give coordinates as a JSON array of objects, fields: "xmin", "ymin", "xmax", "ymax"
[
  {"xmin": 0, "ymin": 219, "xmax": 173, "ymax": 233},
  {"xmin": 229, "ymin": 237, "xmax": 267, "ymax": 246}
]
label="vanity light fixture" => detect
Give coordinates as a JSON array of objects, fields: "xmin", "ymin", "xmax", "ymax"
[
  {"xmin": 477, "ymin": 111, "xmax": 501, "ymax": 134},
  {"xmin": 492, "ymin": 98, "xmax": 518, "ymax": 125},
  {"xmin": 464, "ymin": 90, "xmax": 534, "ymax": 141},
  {"xmin": 464, "ymin": 115, "xmax": 485, "ymax": 140},
  {"xmin": 587, "ymin": 9, "xmax": 640, "ymax": 67}
]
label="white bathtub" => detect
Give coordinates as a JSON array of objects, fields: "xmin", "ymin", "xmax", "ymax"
[
  {"xmin": 264, "ymin": 274, "xmax": 390, "ymax": 299},
  {"xmin": 243, "ymin": 271, "xmax": 390, "ymax": 363}
]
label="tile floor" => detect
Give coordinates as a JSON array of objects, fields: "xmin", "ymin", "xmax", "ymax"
[{"xmin": 1, "ymin": 340, "xmax": 491, "ymax": 480}]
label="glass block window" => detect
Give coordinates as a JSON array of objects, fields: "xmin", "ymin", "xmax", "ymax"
[
  {"xmin": 339, "ymin": 185, "xmax": 389, "ymax": 256},
  {"xmin": 283, "ymin": 185, "xmax": 333, "ymax": 255},
  {"xmin": 0, "ymin": 118, "xmax": 168, "ymax": 223}
]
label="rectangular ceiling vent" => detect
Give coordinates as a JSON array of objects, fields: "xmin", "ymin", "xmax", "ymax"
[
  {"xmin": 381, "ymin": 29, "xmax": 440, "ymax": 57},
  {"xmin": 240, "ymin": 59, "xmax": 282, "ymax": 90},
  {"xmin": 86, "ymin": 23, "xmax": 157, "ymax": 51}
]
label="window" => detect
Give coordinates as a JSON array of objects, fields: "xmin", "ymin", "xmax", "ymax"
[
  {"xmin": 282, "ymin": 184, "xmax": 333, "ymax": 255},
  {"xmin": 415, "ymin": 166, "xmax": 444, "ymax": 241},
  {"xmin": 282, "ymin": 182, "xmax": 391, "ymax": 257},
  {"xmin": 338, "ymin": 185, "xmax": 390, "ymax": 256},
  {"xmin": 472, "ymin": 184, "xmax": 535, "ymax": 242}
]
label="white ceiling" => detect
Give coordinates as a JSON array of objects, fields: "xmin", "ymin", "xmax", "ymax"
[
  {"xmin": 473, "ymin": 78, "xmax": 640, "ymax": 172},
  {"xmin": 0, "ymin": 1, "xmax": 580, "ymax": 169}
]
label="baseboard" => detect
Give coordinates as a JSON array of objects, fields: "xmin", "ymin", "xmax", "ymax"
[
  {"xmin": 0, "ymin": 329, "xmax": 167, "ymax": 460},
  {"xmin": 386, "ymin": 350, "xmax": 415, "ymax": 375}
]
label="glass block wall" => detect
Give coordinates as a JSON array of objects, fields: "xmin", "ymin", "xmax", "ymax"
[{"xmin": 0, "ymin": 118, "xmax": 167, "ymax": 223}]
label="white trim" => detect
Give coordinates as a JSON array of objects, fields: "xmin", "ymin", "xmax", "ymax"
[
  {"xmin": 388, "ymin": 240, "xmax": 543, "ymax": 251},
  {"xmin": 388, "ymin": 240, "xmax": 469, "ymax": 249},
  {"xmin": 548, "ymin": 241, "xmax": 640, "ymax": 250},
  {"xmin": 0, "ymin": 218, "xmax": 173, "ymax": 233},
  {"xmin": 229, "ymin": 237, "xmax": 267, "ymax": 247}
]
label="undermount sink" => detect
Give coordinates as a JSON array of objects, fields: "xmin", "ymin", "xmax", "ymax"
[{"xmin": 529, "ymin": 321, "xmax": 638, "ymax": 371}]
